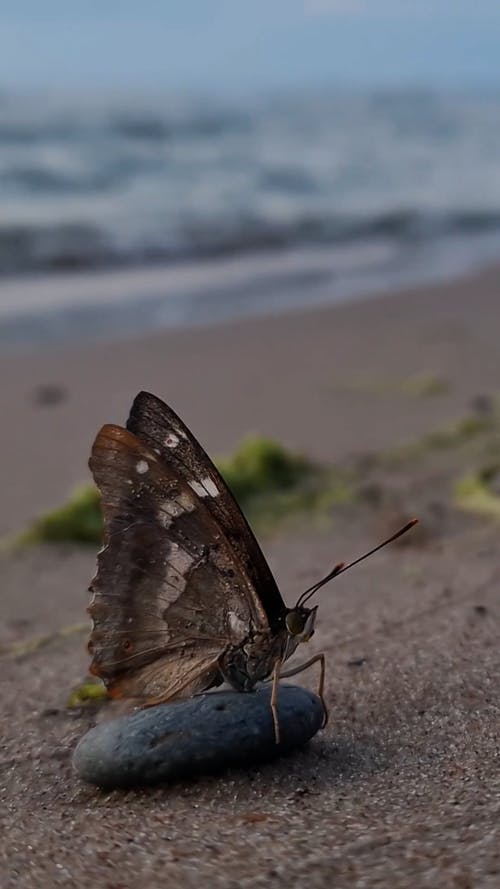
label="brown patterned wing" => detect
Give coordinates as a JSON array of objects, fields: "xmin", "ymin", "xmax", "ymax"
[
  {"xmin": 126, "ymin": 391, "xmax": 286, "ymax": 630},
  {"xmin": 88, "ymin": 424, "xmax": 268, "ymax": 704}
]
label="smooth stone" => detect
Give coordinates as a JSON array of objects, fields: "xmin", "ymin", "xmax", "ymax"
[{"xmin": 73, "ymin": 684, "xmax": 323, "ymax": 788}]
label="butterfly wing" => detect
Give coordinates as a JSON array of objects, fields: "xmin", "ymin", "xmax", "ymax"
[
  {"xmin": 126, "ymin": 391, "xmax": 286, "ymax": 629},
  {"xmin": 88, "ymin": 423, "xmax": 271, "ymax": 704}
]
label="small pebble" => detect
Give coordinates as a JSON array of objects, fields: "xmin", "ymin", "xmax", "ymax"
[
  {"xmin": 347, "ymin": 657, "xmax": 367, "ymax": 668},
  {"xmin": 32, "ymin": 383, "xmax": 67, "ymax": 406},
  {"xmin": 73, "ymin": 684, "xmax": 323, "ymax": 788}
]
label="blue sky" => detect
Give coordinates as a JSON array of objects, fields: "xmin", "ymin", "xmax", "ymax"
[{"xmin": 1, "ymin": 1, "xmax": 500, "ymax": 93}]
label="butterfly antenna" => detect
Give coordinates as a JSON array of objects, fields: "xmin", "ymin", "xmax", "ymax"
[{"xmin": 296, "ymin": 518, "xmax": 418, "ymax": 607}]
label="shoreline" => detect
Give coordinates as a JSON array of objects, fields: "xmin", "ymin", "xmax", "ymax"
[{"xmin": 2, "ymin": 233, "xmax": 500, "ymax": 349}]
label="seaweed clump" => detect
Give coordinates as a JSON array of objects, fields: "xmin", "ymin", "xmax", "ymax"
[
  {"xmin": 17, "ymin": 485, "xmax": 102, "ymax": 546},
  {"xmin": 218, "ymin": 436, "xmax": 313, "ymax": 502},
  {"xmin": 455, "ymin": 463, "xmax": 500, "ymax": 519},
  {"xmin": 67, "ymin": 678, "xmax": 107, "ymax": 708}
]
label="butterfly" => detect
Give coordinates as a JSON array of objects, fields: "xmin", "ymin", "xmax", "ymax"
[{"xmin": 87, "ymin": 391, "xmax": 417, "ymax": 743}]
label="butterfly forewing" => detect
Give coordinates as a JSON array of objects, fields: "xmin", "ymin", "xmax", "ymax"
[
  {"xmin": 126, "ymin": 392, "xmax": 286, "ymax": 629},
  {"xmin": 88, "ymin": 423, "xmax": 270, "ymax": 703}
]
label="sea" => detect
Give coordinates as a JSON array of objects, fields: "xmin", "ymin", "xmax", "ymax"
[{"xmin": 2, "ymin": 87, "xmax": 500, "ymax": 346}]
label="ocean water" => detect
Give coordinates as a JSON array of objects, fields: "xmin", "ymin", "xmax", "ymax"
[{"xmin": 2, "ymin": 88, "xmax": 500, "ymax": 343}]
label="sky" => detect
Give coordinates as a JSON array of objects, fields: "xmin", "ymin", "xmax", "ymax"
[{"xmin": 1, "ymin": 0, "xmax": 500, "ymax": 93}]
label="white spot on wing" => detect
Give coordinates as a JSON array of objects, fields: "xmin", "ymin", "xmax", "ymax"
[
  {"xmin": 228, "ymin": 611, "xmax": 248, "ymax": 639},
  {"xmin": 188, "ymin": 480, "xmax": 206, "ymax": 497},
  {"xmin": 164, "ymin": 433, "xmax": 180, "ymax": 448},
  {"xmin": 178, "ymin": 491, "xmax": 195, "ymax": 511},
  {"xmin": 188, "ymin": 476, "xmax": 220, "ymax": 498},
  {"xmin": 160, "ymin": 543, "xmax": 194, "ymax": 605},
  {"xmin": 136, "ymin": 460, "xmax": 149, "ymax": 475},
  {"xmin": 157, "ymin": 492, "xmax": 195, "ymax": 528},
  {"xmin": 203, "ymin": 477, "xmax": 220, "ymax": 497}
]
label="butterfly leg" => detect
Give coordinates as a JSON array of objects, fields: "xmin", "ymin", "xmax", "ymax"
[
  {"xmin": 278, "ymin": 652, "xmax": 328, "ymax": 729},
  {"xmin": 270, "ymin": 658, "xmax": 283, "ymax": 745}
]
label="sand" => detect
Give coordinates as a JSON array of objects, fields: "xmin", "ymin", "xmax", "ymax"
[{"xmin": 2, "ymin": 266, "xmax": 500, "ymax": 887}]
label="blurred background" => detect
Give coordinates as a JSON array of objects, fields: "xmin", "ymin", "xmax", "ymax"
[{"xmin": 2, "ymin": 0, "xmax": 500, "ymax": 345}]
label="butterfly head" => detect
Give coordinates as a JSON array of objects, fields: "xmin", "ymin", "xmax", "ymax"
[{"xmin": 285, "ymin": 605, "xmax": 318, "ymax": 642}]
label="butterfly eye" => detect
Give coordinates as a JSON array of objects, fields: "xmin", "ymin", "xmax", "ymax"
[{"xmin": 286, "ymin": 610, "xmax": 307, "ymax": 636}]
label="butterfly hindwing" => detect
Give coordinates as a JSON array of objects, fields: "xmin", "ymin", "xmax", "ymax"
[
  {"xmin": 126, "ymin": 391, "xmax": 286, "ymax": 629},
  {"xmin": 88, "ymin": 423, "xmax": 269, "ymax": 703}
]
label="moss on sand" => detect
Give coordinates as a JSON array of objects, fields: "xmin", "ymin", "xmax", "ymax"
[
  {"xmin": 67, "ymin": 679, "xmax": 107, "ymax": 708},
  {"xmin": 454, "ymin": 464, "xmax": 500, "ymax": 520}
]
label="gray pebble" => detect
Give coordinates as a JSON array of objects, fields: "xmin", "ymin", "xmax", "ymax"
[{"xmin": 73, "ymin": 684, "xmax": 323, "ymax": 788}]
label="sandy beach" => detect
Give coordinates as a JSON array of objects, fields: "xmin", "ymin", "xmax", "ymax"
[{"xmin": 2, "ymin": 266, "xmax": 500, "ymax": 887}]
